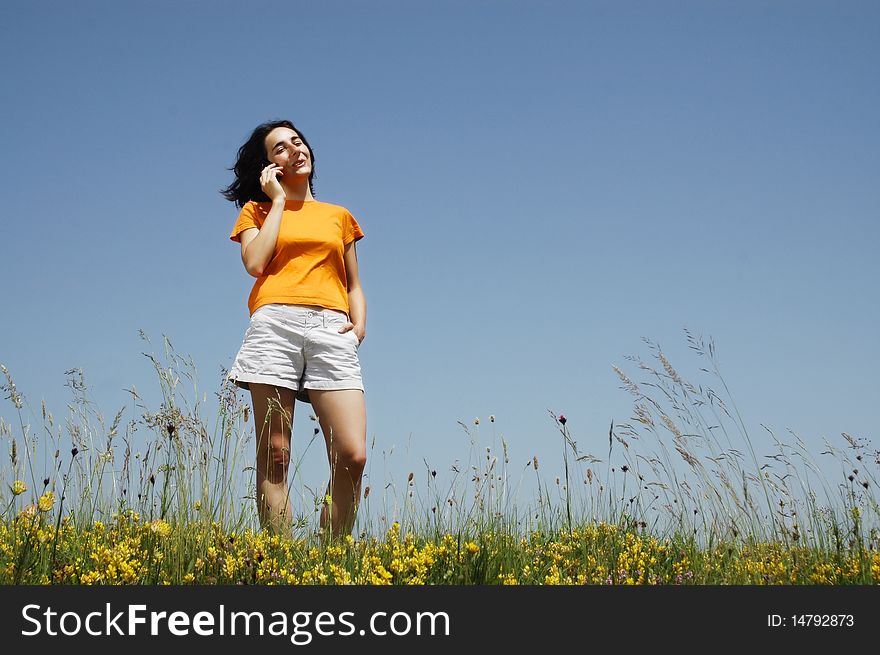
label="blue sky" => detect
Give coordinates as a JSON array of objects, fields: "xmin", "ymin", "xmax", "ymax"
[{"xmin": 1, "ymin": 0, "xmax": 877, "ymax": 517}]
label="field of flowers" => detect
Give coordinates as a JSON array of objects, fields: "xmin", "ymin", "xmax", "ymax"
[
  {"xmin": 3, "ymin": 509, "xmax": 878, "ymax": 585},
  {"xmin": 2, "ymin": 330, "xmax": 877, "ymax": 584}
]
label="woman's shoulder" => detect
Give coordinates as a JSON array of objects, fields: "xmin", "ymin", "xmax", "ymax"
[
  {"xmin": 312, "ymin": 200, "xmax": 352, "ymax": 214},
  {"xmin": 247, "ymin": 199, "xmax": 355, "ymax": 219},
  {"xmin": 248, "ymin": 198, "xmax": 348, "ymax": 209},
  {"xmin": 295, "ymin": 199, "xmax": 355, "ymax": 217}
]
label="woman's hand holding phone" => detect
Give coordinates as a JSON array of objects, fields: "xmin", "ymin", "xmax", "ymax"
[{"xmin": 260, "ymin": 163, "xmax": 286, "ymax": 202}]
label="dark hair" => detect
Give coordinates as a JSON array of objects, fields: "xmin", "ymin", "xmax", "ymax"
[{"xmin": 220, "ymin": 119, "xmax": 316, "ymax": 209}]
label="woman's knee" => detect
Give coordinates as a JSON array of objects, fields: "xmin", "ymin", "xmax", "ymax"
[
  {"xmin": 331, "ymin": 446, "xmax": 367, "ymax": 476},
  {"xmin": 269, "ymin": 433, "xmax": 291, "ymax": 469},
  {"xmin": 257, "ymin": 431, "xmax": 291, "ymax": 481}
]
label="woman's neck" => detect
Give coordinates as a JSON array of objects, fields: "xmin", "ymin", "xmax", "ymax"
[{"xmin": 280, "ymin": 178, "xmax": 314, "ymax": 202}]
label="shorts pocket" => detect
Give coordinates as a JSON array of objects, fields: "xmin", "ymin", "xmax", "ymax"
[
  {"xmin": 251, "ymin": 304, "xmax": 277, "ymax": 322},
  {"xmin": 337, "ymin": 325, "xmax": 359, "ymax": 349}
]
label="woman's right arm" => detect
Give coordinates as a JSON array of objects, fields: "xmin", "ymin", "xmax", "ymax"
[
  {"xmin": 240, "ymin": 197, "xmax": 286, "ymax": 277},
  {"xmin": 240, "ymin": 163, "xmax": 288, "ymax": 277}
]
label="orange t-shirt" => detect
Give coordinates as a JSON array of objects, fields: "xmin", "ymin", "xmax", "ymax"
[{"xmin": 229, "ymin": 199, "xmax": 364, "ymax": 316}]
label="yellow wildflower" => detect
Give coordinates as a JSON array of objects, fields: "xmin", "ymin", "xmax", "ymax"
[
  {"xmin": 149, "ymin": 519, "xmax": 172, "ymax": 537},
  {"xmin": 38, "ymin": 491, "xmax": 55, "ymax": 512},
  {"xmin": 11, "ymin": 480, "xmax": 27, "ymax": 496}
]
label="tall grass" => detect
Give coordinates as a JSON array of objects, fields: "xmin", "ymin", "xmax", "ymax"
[
  {"xmin": 0, "ymin": 328, "xmax": 876, "ymax": 584},
  {"xmin": 604, "ymin": 330, "xmax": 878, "ymax": 551}
]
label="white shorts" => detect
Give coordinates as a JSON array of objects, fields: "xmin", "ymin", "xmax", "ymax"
[{"xmin": 227, "ymin": 303, "xmax": 364, "ymax": 404}]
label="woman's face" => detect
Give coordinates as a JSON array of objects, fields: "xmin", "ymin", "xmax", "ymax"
[{"xmin": 264, "ymin": 126, "xmax": 312, "ymax": 179}]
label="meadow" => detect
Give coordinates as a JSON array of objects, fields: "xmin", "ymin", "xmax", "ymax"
[{"xmin": 1, "ymin": 329, "xmax": 877, "ymax": 584}]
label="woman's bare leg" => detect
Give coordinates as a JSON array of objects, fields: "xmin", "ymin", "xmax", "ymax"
[
  {"xmin": 249, "ymin": 383, "xmax": 295, "ymax": 534},
  {"xmin": 307, "ymin": 389, "xmax": 367, "ymax": 538}
]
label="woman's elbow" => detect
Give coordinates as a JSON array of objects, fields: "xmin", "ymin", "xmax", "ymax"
[
  {"xmin": 244, "ymin": 261, "xmax": 264, "ymax": 278},
  {"xmin": 242, "ymin": 251, "xmax": 264, "ymax": 277},
  {"xmin": 241, "ymin": 243, "xmax": 266, "ymax": 278}
]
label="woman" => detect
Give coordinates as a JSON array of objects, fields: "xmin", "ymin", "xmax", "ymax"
[{"xmin": 220, "ymin": 119, "xmax": 367, "ymax": 538}]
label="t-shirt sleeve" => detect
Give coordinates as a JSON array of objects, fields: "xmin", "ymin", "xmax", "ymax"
[
  {"xmin": 343, "ymin": 209, "xmax": 365, "ymax": 246},
  {"xmin": 229, "ymin": 201, "xmax": 262, "ymax": 243}
]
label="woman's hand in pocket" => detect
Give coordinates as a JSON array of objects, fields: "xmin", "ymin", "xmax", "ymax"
[{"xmin": 338, "ymin": 322, "xmax": 364, "ymax": 345}]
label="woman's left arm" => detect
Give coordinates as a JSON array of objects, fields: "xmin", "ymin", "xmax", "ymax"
[{"xmin": 343, "ymin": 241, "xmax": 366, "ymax": 343}]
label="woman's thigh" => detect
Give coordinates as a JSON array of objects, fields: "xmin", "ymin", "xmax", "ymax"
[
  {"xmin": 308, "ymin": 389, "xmax": 366, "ymax": 463},
  {"xmin": 249, "ymin": 383, "xmax": 296, "ymax": 462}
]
